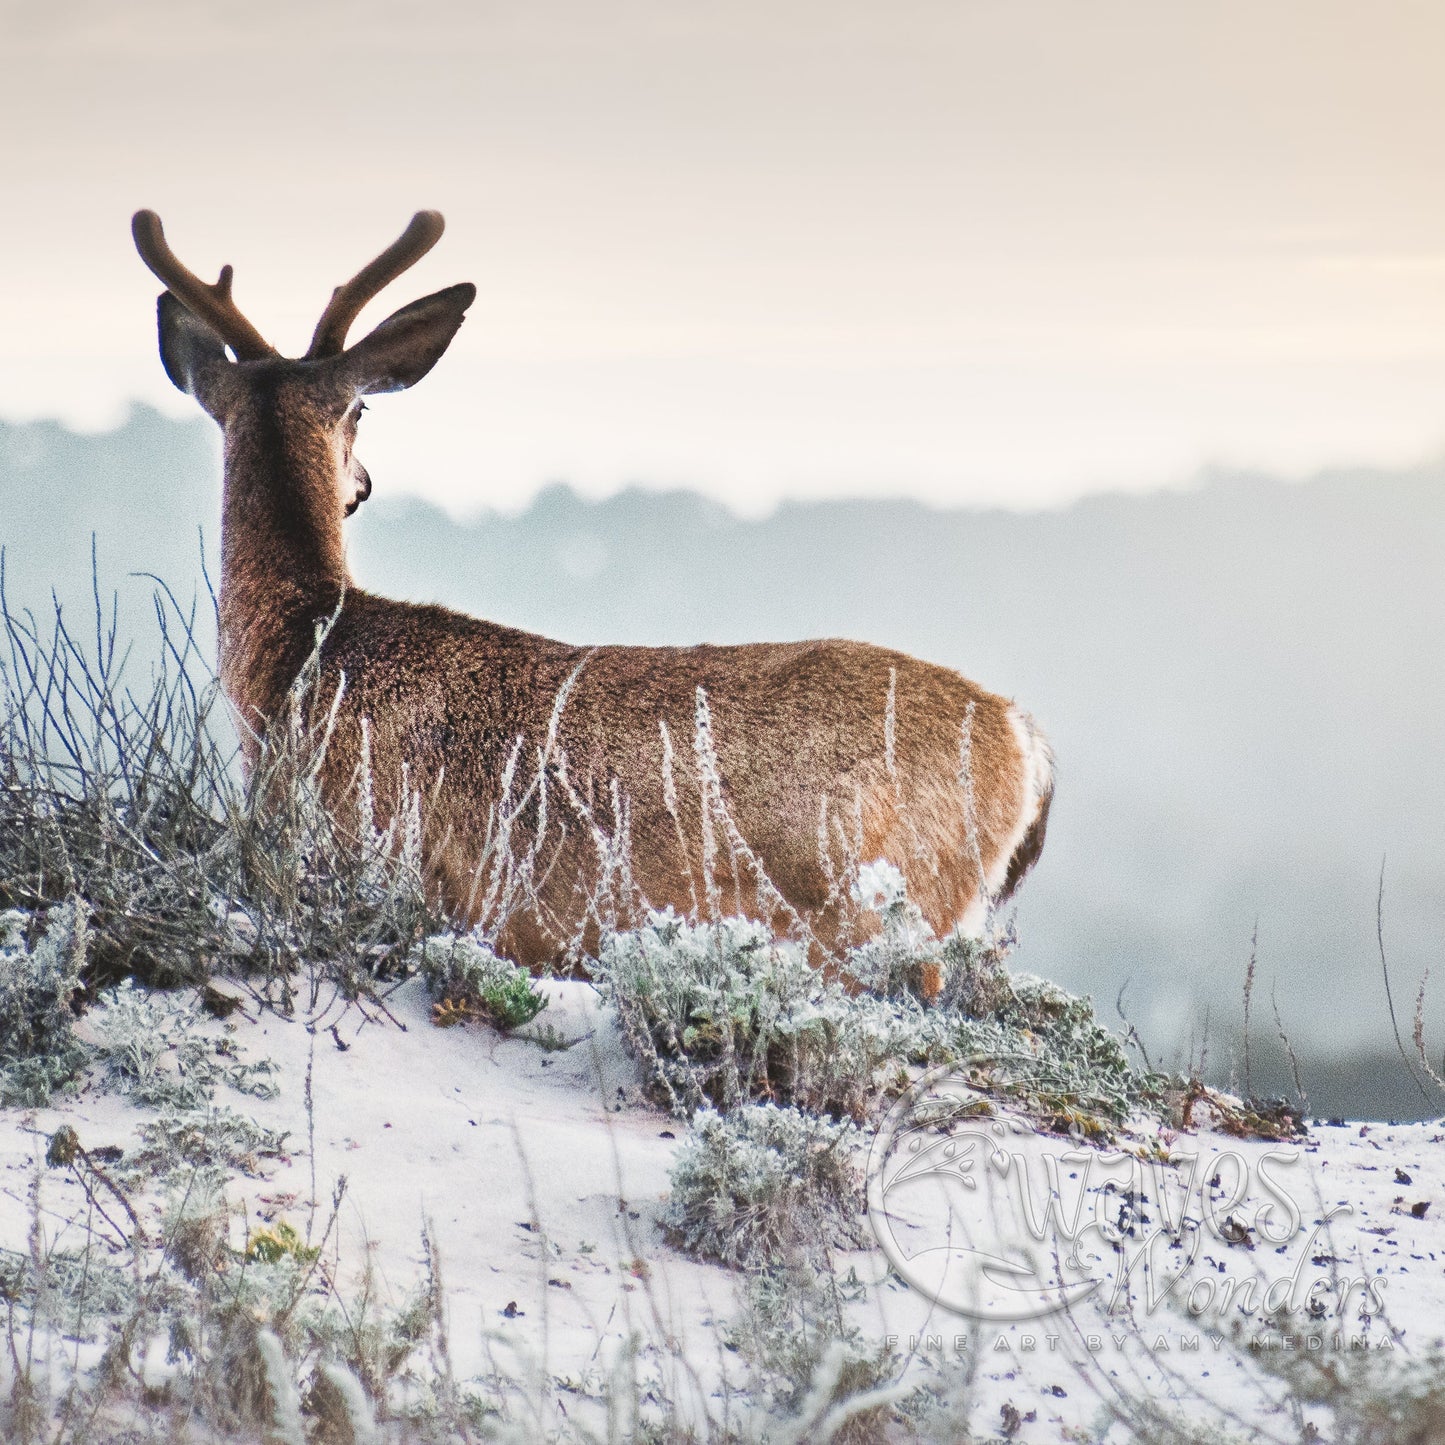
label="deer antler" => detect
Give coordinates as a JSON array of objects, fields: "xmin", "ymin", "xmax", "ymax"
[
  {"xmin": 131, "ymin": 211, "xmax": 277, "ymax": 361},
  {"xmin": 305, "ymin": 211, "xmax": 447, "ymax": 359}
]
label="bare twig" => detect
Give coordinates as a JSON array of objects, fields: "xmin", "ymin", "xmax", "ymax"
[
  {"xmin": 1269, "ymin": 981, "xmax": 1309, "ymax": 1116},
  {"xmin": 1242, "ymin": 921, "xmax": 1257, "ymax": 1097},
  {"xmin": 1376, "ymin": 858, "xmax": 1431, "ymax": 1104},
  {"xmin": 1412, "ymin": 969, "xmax": 1445, "ymax": 1097}
]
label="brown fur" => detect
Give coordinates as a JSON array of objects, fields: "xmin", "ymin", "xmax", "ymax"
[{"xmin": 138, "ymin": 217, "xmax": 1053, "ymax": 970}]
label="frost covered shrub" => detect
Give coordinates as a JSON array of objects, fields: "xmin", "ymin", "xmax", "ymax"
[
  {"xmin": 594, "ymin": 908, "xmax": 920, "ymax": 1118},
  {"xmin": 414, "ymin": 931, "xmax": 547, "ymax": 1031},
  {"xmin": 855, "ymin": 968, "xmax": 1156, "ymax": 1136},
  {"xmin": 0, "ymin": 1240, "xmax": 137, "ymax": 1344},
  {"xmin": 594, "ymin": 903, "xmax": 1038, "ymax": 1122},
  {"xmin": 733, "ymin": 1263, "xmax": 898, "ymax": 1434},
  {"xmin": 88, "ymin": 980, "xmax": 286, "ymax": 1179},
  {"xmin": 92, "ymin": 978, "xmax": 278, "ymax": 1110},
  {"xmin": 942, "ymin": 970, "xmax": 1152, "ymax": 1133},
  {"xmin": 0, "ymin": 903, "xmax": 90, "ymax": 1105},
  {"xmin": 844, "ymin": 858, "xmax": 1014, "ymax": 1014},
  {"xmin": 600, "ymin": 905, "xmax": 1161, "ymax": 1136},
  {"xmin": 1, "ymin": 575, "xmax": 441, "ymax": 1012},
  {"xmin": 663, "ymin": 1103, "xmax": 862, "ymax": 1268},
  {"xmin": 131, "ymin": 1104, "xmax": 290, "ymax": 1177}
]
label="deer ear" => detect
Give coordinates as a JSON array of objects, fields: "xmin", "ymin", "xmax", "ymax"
[
  {"xmin": 157, "ymin": 292, "xmax": 235, "ymax": 416},
  {"xmin": 338, "ymin": 283, "xmax": 476, "ymax": 394}
]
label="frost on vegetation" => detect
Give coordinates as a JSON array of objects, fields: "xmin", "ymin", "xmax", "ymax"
[
  {"xmin": 851, "ymin": 858, "xmax": 909, "ymax": 914},
  {"xmin": 1, "ymin": 573, "xmax": 442, "ymax": 1014},
  {"xmin": 86, "ymin": 979, "xmax": 287, "ymax": 1178},
  {"xmin": 595, "ymin": 908, "xmax": 903, "ymax": 1118},
  {"xmin": 0, "ymin": 1242, "xmax": 137, "ymax": 1344},
  {"xmin": 131, "ymin": 1103, "xmax": 290, "ymax": 1177},
  {"xmin": 733, "ymin": 1263, "xmax": 902, "ymax": 1434},
  {"xmin": 942, "ymin": 969, "xmax": 1155, "ymax": 1136},
  {"xmin": 91, "ymin": 977, "xmax": 278, "ymax": 1110},
  {"xmin": 1, "ymin": 1154, "xmax": 437, "ymax": 1442},
  {"xmin": 843, "ymin": 861, "xmax": 937, "ymax": 1001},
  {"xmin": 847, "ymin": 857, "xmax": 1014, "ymax": 1015},
  {"xmin": 599, "ymin": 896, "xmax": 1163, "ymax": 1139},
  {"xmin": 663, "ymin": 1103, "xmax": 863, "ymax": 1269},
  {"xmin": 414, "ymin": 931, "xmax": 547, "ymax": 1032},
  {"xmin": 0, "ymin": 903, "xmax": 90, "ymax": 1106}
]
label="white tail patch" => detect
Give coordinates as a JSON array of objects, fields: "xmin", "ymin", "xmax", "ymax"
[
  {"xmin": 955, "ymin": 893, "xmax": 991, "ymax": 940},
  {"xmin": 983, "ymin": 705, "xmax": 1055, "ymax": 901},
  {"xmin": 951, "ymin": 706, "xmax": 1053, "ymax": 939}
]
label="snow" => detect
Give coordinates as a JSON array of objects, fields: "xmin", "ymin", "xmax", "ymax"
[
  {"xmin": 1, "ymin": 976, "xmax": 1441, "ymax": 1438},
  {"xmin": 856, "ymin": 1100, "xmax": 1445, "ymax": 1439}
]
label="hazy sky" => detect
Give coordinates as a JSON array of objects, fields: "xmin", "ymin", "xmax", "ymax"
[{"xmin": 5, "ymin": 0, "xmax": 1445, "ymax": 515}]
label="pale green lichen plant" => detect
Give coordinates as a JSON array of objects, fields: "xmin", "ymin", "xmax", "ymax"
[
  {"xmin": 0, "ymin": 902, "xmax": 90, "ymax": 1107},
  {"xmin": 662, "ymin": 1102, "xmax": 864, "ymax": 1269},
  {"xmin": 91, "ymin": 978, "xmax": 279, "ymax": 1111},
  {"xmin": 599, "ymin": 874, "xmax": 1164, "ymax": 1136},
  {"xmin": 593, "ymin": 907, "xmax": 918, "ymax": 1118},
  {"xmin": 414, "ymin": 931, "xmax": 548, "ymax": 1032},
  {"xmin": 593, "ymin": 900, "xmax": 994, "ymax": 1121},
  {"xmin": 843, "ymin": 858, "xmax": 1012, "ymax": 1009}
]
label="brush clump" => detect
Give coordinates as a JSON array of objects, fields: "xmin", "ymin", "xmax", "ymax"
[
  {"xmin": 597, "ymin": 900, "xmax": 1161, "ymax": 1138},
  {"xmin": 0, "ymin": 903, "xmax": 90, "ymax": 1106},
  {"xmin": 413, "ymin": 931, "xmax": 548, "ymax": 1032},
  {"xmin": 662, "ymin": 1102, "xmax": 863, "ymax": 1269}
]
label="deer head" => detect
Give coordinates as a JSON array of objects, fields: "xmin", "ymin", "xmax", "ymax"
[
  {"xmin": 133, "ymin": 210, "xmax": 475, "ymax": 725},
  {"xmin": 133, "ymin": 210, "xmax": 474, "ymax": 554}
]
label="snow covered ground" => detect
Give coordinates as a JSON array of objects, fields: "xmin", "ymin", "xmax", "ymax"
[{"xmin": 1, "ymin": 977, "xmax": 1440, "ymax": 1440}]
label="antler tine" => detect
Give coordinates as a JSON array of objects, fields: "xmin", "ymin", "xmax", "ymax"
[
  {"xmin": 131, "ymin": 211, "xmax": 277, "ymax": 361},
  {"xmin": 306, "ymin": 211, "xmax": 447, "ymax": 359}
]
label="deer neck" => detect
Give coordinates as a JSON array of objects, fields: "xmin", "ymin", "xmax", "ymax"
[{"xmin": 217, "ymin": 400, "xmax": 352, "ymax": 729}]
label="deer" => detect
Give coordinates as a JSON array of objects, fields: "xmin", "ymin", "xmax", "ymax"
[{"xmin": 132, "ymin": 208, "xmax": 1054, "ymax": 981}]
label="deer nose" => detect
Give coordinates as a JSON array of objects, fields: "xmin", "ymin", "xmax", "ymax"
[{"xmin": 345, "ymin": 463, "xmax": 373, "ymax": 516}]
